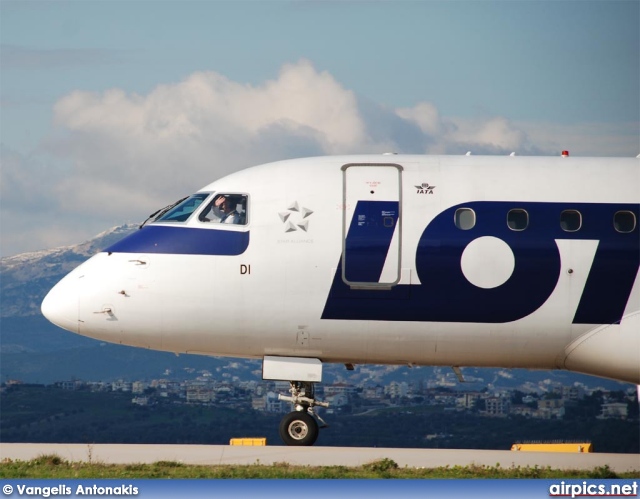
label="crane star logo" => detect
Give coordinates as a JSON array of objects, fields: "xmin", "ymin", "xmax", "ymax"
[{"xmin": 278, "ymin": 201, "xmax": 314, "ymax": 233}]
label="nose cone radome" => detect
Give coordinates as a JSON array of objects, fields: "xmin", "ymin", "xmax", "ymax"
[{"xmin": 41, "ymin": 274, "xmax": 80, "ymax": 334}]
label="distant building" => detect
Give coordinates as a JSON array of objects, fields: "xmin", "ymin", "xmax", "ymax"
[
  {"xmin": 251, "ymin": 396, "xmax": 267, "ymax": 411},
  {"xmin": 132, "ymin": 381, "xmax": 148, "ymax": 394},
  {"xmin": 457, "ymin": 392, "xmax": 483, "ymax": 410},
  {"xmin": 538, "ymin": 399, "xmax": 564, "ymax": 410},
  {"xmin": 433, "ymin": 394, "xmax": 457, "ymax": 406},
  {"xmin": 274, "ymin": 381, "xmax": 290, "ymax": 392},
  {"xmin": 484, "ymin": 396, "xmax": 511, "ymax": 416},
  {"xmin": 599, "ymin": 402, "xmax": 628, "ymax": 419},
  {"xmin": 511, "ymin": 404, "xmax": 536, "ymax": 418},
  {"xmin": 186, "ymin": 387, "xmax": 215, "ymax": 404},
  {"xmin": 385, "ymin": 381, "xmax": 409, "ymax": 399},
  {"xmin": 327, "ymin": 393, "xmax": 350, "ymax": 408},
  {"xmin": 362, "ymin": 385, "xmax": 384, "ymax": 400},
  {"xmin": 239, "ymin": 380, "xmax": 258, "ymax": 392},
  {"xmin": 111, "ymin": 380, "xmax": 132, "ymax": 392},
  {"xmin": 264, "ymin": 392, "xmax": 288, "ymax": 413},
  {"xmin": 56, "ymin": 380, "xmax": 84, "ymax": 390},
  {"xmin": 214, "ymin": 384, "xmax": 234, "ymax": 399},
  {"xmin": 562, "ymin": 385, "xmax": 585, "ymax": 401},
  {"xmin": 531, "ymin": 398, "xmax": 565, "ymax": 419},
  {"xmin": 87, "ymin": 381, "xmax": 110, "ymax": 392},
  {"xmin": 324, "ymin": 383, "xmax": 356, "ymax": 397},
  {"xmin": 147, "ymin": 379, "xmax": 180, "ymax": 398}
]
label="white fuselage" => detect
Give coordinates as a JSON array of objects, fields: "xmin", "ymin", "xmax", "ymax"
[{"xmin": 42, "ymin": 155, "xmax": 640, "ymax": 384}]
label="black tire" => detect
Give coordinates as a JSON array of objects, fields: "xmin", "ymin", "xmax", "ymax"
[{"xmin": 279, "ymin": 411, "xmax": 319, "ymax": 446}]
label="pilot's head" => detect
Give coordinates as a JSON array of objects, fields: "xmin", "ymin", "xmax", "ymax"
[{"xmin": 215, "ymin": 195, "xmax": 230, "ymax": 211}]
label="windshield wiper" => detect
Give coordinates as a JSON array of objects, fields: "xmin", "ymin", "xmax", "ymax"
[{"xmin": 139, "ymin": 196, "xmax": 188, "ymax": 229}]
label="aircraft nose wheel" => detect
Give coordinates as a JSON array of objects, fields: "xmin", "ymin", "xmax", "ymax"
[{"xmin": 279, "ymin": 411, "xmax": 319, "ymax": 446}]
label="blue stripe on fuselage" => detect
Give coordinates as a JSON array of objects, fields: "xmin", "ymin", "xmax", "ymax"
[
  {"xmin": 322, "ymin": 201, "xmax": 639, "ymax": 324},
  {"xmin": 343, "ymin": 200, "xmax": 399, "ymax": 283},
  {"xmin": 104, "ymin": 225, "xmax": 249, "ymax": 256}
]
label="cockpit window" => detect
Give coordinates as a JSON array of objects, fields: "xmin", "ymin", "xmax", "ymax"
[
  {"xmin": 199, "ymin": 194, "xmax": 248, "ymax": 225},
  {"xmin": 155, "ymin": 193, "xmax": 210, "ymax": 223}
]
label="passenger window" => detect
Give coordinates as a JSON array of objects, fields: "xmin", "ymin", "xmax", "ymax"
[
  {"xmin": 560, "ymin": 210, "xmax": 581, "ymax": 232},
  {"xmin": 199, "ymin": 194, "xmax": 248, "ymax": 225},
  {"xmin": 507, "ymin": 209, "xmax": 528, "ymax": 231},
  {"xmin": 455, "ymin": 208, "xmax": 476, "ymax": 230},
  {"xmin": 614, "ymin": 211, "xmax": 636, "ymax": 233}
]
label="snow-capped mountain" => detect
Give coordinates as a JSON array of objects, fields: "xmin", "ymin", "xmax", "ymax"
[{"xmin": 0, "ymin": 223, "xmax": 138, "ymax": 363}]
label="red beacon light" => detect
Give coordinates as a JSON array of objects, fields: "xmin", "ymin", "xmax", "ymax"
[{"xmin": 561, "ymin": 150, "xmax": 570, "ymax": 157}]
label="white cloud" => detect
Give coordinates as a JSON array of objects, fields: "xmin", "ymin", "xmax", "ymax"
[
  {"xmin": 396, "ymin": 102, "xmax": 445, "ymax": 137},
  {"xmin": 1, "ymin": 59, "xmax": 637, "ymax": 256},
  {"xmin": 46, "ymin": 60, "xmax": 372, "ymax": 211},
  {"xmin": 396, "ymin": 106, "xmax": 535, "ymax": 155},
  {"xmin": 446, "ymin": 116, "xmax": 533, "ymax": 155}
]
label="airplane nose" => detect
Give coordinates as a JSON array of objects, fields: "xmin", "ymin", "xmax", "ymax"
[{"xmin": 41, "ymin": 274, "xmax": 80, "ymax": 334}]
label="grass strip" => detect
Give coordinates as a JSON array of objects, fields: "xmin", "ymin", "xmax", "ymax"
[{"xmin": 1, "ymin": 455, "xmax": 633, "ymax": 479}]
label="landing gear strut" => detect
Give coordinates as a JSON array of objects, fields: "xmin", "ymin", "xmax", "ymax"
[{"xmin": 278, "ymin": 381, "xmax": 329, "ymax": 446}]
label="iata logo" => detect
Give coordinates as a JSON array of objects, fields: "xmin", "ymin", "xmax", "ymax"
[{"xmin": 415, "ymin": 183, "xmax": 436, "ymax": 194}]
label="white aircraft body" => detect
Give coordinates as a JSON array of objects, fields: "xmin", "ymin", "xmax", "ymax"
[{"xmin": 42, "ymin": 154, "xmax": 640, "ymax": 445}]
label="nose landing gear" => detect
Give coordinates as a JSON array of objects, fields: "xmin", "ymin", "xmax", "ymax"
[
  {"xmin": 278, "ymin": 381, "xmax": 329, "ymax": 446},
  {"xmin": 279, "ymin": 411, "xmax": 318, "ymax": 446}
]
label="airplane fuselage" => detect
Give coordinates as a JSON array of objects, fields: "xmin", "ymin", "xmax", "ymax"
[{"xmin": 42, "ymin": 154, "xmax": 640, "ymax": 385}]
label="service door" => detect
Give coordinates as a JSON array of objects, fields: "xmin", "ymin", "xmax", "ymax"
[{"xmin": 342, "ymin": 163, "xmax": 403, "ymax": 289}]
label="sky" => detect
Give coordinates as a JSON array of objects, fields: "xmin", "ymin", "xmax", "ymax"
[{"xmin": 1, "ymin": 0, "xmax": 638, "ymax": 257}]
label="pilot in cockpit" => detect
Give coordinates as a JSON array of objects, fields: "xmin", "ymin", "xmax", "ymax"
[
  {"xmin": 214, "ymin": 195, "xmax": 239, "ymax": 224},
  {"xmin": 200, "ymin": 194, "xmax": 246, "ymax": 224}
]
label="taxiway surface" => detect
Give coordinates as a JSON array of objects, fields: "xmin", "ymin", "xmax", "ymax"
[{"xmin": 2, "ymin": 444, "xmax": 639, "ymax": 472}]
